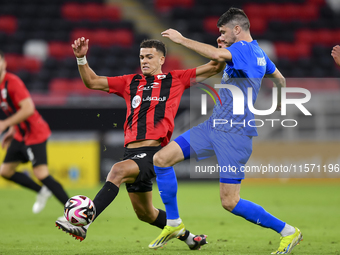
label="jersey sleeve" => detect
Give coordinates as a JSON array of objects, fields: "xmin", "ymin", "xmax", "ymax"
[
  {"xmin": 226, "ymin": 42, "xmax": 247, "ymax": 70},
  {"xmin": 8, "ymin": 76, "xmax": 31, "ymax": 105},
  {"xmin": 107, "ymin": 75, "xmax": 129, "ymax": 97},
  {"xmin": 264, "ymin": 53, "xmax": 276, "ymax": 75},
  {"xmin": 172, "ymin": 68, "xmax": 196, "ymax": 89}
]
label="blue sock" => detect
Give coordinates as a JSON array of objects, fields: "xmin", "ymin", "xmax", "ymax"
[
  {"xmin": 231, "ymin": 198, "xmax": 285, "ymax": 233},
  {"xmin": 154, "ymin": 166, "xmax": 179, "ymax": 220}
]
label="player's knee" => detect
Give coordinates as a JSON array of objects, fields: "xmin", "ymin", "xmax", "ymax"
[
  {"xmin": 0, "ymin": 166, "xmax": 13, "ymax": 179},
  {"xmin": 221, "ymin": 197, "xmax": 239, "ymax": 212},
  {"xmin": 107, "ymin": 163, "xmax": 126, "ymax": 183},
  {"xmin": 153, "ymin": 152, "xmax": 170, "ymax": 167}
]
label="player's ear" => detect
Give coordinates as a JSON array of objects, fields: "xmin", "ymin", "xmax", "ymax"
[
  {"xmin": 160, "ymin": 56, "xmax": 165, "ymax": 66},
  {"xmin": 234, "ymin": 25, "xmax": 242, "ymax": 35}
]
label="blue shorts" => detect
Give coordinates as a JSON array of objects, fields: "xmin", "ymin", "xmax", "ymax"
[{"xmin": 174, "ymin": 120, "xmax": 253, "ymax": 183}]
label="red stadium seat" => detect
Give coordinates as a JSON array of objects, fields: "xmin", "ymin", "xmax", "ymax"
[
  {"xmin": 61, "ymin": 3, "xmax": 82, "ymax": 21},
  {"xmin": 295, "ymin": 29, "xmax": 314, "ymax": 44},
  {"xmin": 4, "ymin": 54, "xmax": 22, "ymax": 72},
  {"xmin": 49, "ymin": 78, "xmax": 71, "ymax": 96},
  {"xmin": 22, "ymin": 57, "xmax": 42, "ymax": 73},
  {"xmin": 49, "ymin": 42, "xmax": 74, "ymax": 60},
  {"xmin": 83, "ymin": 3, "xmax": 103, "ymax": 22},
  {"xmin": 103, "ymin": 5, "xmax": 121, "ymax": 21},
  {"xmin": 299, "ymin": 4, "xmax": 319, "ymax": 21},
  {"xmin": 109, "ymin": 29, "xmax": 134, "ymax": 47},
  {"xmin": 70, "ymin": 29, "xmax": 93, "ymax": 42},
  {"xmin": 203, "ymin": 17, "xmax": 219, "ymax": 35},
  {"xmin": 262, "ymin": 4, "xmax": 281, "ymax": 20},
  {"xmin": 91, "ymin": 29, "xmax": 111, "ymax": 47},
  {"xmin": 317, "ymin": 29, "xmax": 334, "ymax": 46},
  {"xmin": 31, "ymin": 92, "xmax": 67, "ymax": 106},
  {"xmin": 0, "ymin": 16, "xmax": 17, "ymax": 35},
  {"xmin": 248, "ymin": 17, "xmax": 266, "ymax": 35},
  {"xmin": 155, "ymin": 0, "xmax": 175, "ymax": 13}
]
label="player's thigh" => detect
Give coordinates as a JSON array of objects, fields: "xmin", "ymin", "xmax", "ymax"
[
  {"xmin": 212, "ymin": 131, "xmax": 252, "ymax": 180},
  {"xmin": 128, "ymin": 191, "xmax": 158, "ymax": 220},
  {"xmin": 0, "ymin": 162, "xmax": 20, "ymax": 178},
  {"xmin": 172, "ymin": 121, "xmax": 215, "ymax": 163},
  {"xmin": 153, "ymin": 141, "xmax": 185, "ymax": 167},
  {"xmin": 107, "ymin": 159, "xmax": 140, "ymax": 184}
]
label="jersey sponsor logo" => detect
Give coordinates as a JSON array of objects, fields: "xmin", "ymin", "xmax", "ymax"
[
  {"xmin": 1, "ymin": 88, "xmax": 7, "ymax": 99},
  {"xmin": 240, "ymin": 41, "xmax": 245, "ymax": 46},
  {"xmin": 131, "ymin": 153, "xmax": 147, "ymax": 160},
  {"xmin": 138, "ymin": 82, "xmax": 159, "ymax": 91},
  {"xmin": 157, "ymin": 74, "xmax": 166, "ymax": 79},
  {"xmin": 132, "ymin": 95, "xmax": 141, "ymax": 108},
  {"xmin": 143, "ymin": 96, "xmax": 166, "ymax": 102},
  {"xmin": 257, "ymin": 57, "xmax": 266, "ymax": 66}
]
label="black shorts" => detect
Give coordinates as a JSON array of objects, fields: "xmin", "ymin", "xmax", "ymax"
[
  {"xmin": 3, "ymin": 139, "xmax": 48, "ymax": 167},
  {"xmin": 124, "ymin": 145, "xmax": 162, "ymax": 193}
]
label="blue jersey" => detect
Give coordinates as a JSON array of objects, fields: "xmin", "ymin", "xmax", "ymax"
[{"xmin": 209, "ymin": 40, "xmax": 276, "ymax": 136}]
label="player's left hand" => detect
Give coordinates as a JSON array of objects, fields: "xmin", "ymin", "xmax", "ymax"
[
  {"xmin": 331, "ymin": 45, "xmax": 340, "ymax": 66},
  {"xmin": 161, "ymin": 29, "xmax": 184, "ymax": 44}
]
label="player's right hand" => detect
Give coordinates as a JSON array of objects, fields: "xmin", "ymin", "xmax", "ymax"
[
  {"xmin": 331, "ymin": 45, "xmax": 340, "ymax": 66},
  {"xmin": 72, "ymin": 37, "xmax": 89, "ymax": 58}
]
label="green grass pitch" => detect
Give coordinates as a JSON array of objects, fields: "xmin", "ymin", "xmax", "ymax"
[{"xmin": 1, "ymin": 180, "xmax": 340, "ymax": 255}]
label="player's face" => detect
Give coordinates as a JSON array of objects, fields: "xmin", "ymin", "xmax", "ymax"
[
  {"xmin": 219, "ymin": 24, "xmax": 237, "ymax": 47},
  {"xmin": 139, "ymin": 48, "xmax": 165, "ymax": 76},
  {"xmin": 0, "ymin": 56, "xmax": 6, "ymax": 76}
]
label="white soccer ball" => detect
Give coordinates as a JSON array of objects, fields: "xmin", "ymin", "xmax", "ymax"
[{"xmin": 64, "ymin": 195, "xmax": 96, "ymax": 227}]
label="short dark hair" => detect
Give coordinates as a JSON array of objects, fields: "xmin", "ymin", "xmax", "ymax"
[
  {"xmin": 140, "ymin": 39, "xmax": 166, "ymax": 57},
  {"xmin": 217, "ymin": 7, "xmax": 250, "ymax": 31},
  {"xmin": 0, "ymin": 50, "xmax": 4, "ymax": 59}
]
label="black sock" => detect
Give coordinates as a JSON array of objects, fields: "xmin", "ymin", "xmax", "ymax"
[
  {"xmin": 6, "ymin": 172, "xmax": 41, "ymax": 192},
  {"xmin": 41, "ymin": 175, "xmax": 69, "ymax": 204},
  {"xmin": 93, "ymin": 181, "xmax": 119, "ymax": 220},
  {"xmin": 150, "ymin": 208, "xmax": 190, "ymax": 242},
  {"xmin": 150, "ymin": 209, "xmax": 166, "ymax": 229}
]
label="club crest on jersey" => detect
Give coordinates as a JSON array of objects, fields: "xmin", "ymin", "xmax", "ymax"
[
  {"xmin": 132, "ymin": 95, "xmax": 141, "ymax": 108},
  {"xmin": 157, "ymin": 74, "xmax": 166, "ymax": 79},
  {"xmin": 1, "ymin": 88, "xmax": 7, "ymax": 99},
  {"xmin": 143, "ymin": 96, "xmax": 166, "ymax": 102},
  {"xmin": 138, "ymin": 82, "xmax": 159, "ymax": 91}
]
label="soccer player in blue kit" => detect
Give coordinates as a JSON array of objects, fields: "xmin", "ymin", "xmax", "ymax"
[{"xmin": 149, "ymin": 8, "xmax": 303, "ymax": 254}]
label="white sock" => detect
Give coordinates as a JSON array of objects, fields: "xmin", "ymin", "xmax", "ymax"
[
  {"xmin": 185, "ymin": 233, "xmax": 196, "ymax": 246},
  {"xmin": 167, "ymin": 218, "xmax": 182, "ymax": 227},
  {"xmin": 280, "ymin": 223, "xmax": 296, "ymax": 237}
]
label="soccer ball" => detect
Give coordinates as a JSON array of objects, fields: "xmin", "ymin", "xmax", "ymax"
[{"xmin": 64, "ymin": 195, "xmax": 96, "ymax": 227}]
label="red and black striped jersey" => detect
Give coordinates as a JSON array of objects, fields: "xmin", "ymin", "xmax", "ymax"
[
  {"xmin": 0, "ymin": 72, "xmax": 51, "ymax": 145},
  {"xmin": 107, "ymin": 68, "xmax": 196, "ymax": 147}
]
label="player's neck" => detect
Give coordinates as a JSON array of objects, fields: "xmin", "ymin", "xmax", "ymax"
[
  {"xmin": 144, "ymin": 69, "xmax": 163, "ymax": 77},
  {"xmin": 236, "ymin": 33, "xmax": 253, "ymax": 43}
]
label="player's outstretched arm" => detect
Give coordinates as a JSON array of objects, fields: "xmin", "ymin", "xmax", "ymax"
[
  {"xmin": 331, "ymin": 45, "xmax": 340, "ymax": 66},
  {"xmin": 265, "ymin": 68, "xmax": 286, "ymax": 111},
  {"xmin": 72, "ymin": 37, "xmax": 109, "ymax": 92},
  {"xmin": 0, "ymin": 97, "xmax": 34, "ymax": 133},
  {"xmin": 161, "ymin": 29, "xmax": 231, "ymax": 62},
  {"xmin": 195, "ymin": 37, "xmax": 227, "ymax": 82}
]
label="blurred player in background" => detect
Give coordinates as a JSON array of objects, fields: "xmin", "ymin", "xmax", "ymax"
[
  {"xmin": 0, "ymin": 50, "xmax": 69, "ymax": 215},
  {"xmin": 55, "ymin": 37, "xmax": 225, "ymax": 250},
  {"xmin": 331, "ymin": 45, "xmax": 340, "ymax": 66},
  {"xmin": 150, "ymin": 7, "xmax": 303, "ymax": 254}
]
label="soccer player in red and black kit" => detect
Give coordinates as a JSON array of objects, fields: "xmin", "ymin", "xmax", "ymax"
[
  {"xmin": 0, "ymin": 50, "xmax": 69, "ymax": 214},
  {"xmin": 55, "ymin": 37, "xmax": 225, "ymax": 250}
]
